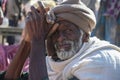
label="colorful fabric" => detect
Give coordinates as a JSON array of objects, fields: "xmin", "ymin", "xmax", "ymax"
[
  {"xmin": 92, "ymin": 0, "xmax": 120, "ymax": 47},
  {"xmin": 104, "ymin": 0, "xmax": 120, "ymax": 19},
  {"xmin": 0, "ymin": 44, "xmax": 18, "ymax": 71},
  {"xmin": 0, "ymin": 44, "xmax": 29, "ymax": 72}
]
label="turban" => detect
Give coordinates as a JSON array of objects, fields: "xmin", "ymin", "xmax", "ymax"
[{"xmin": 46, "ymin": 0, "xmax": 96, "ymax": 36}]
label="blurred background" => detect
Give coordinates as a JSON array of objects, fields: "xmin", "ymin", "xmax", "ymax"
[{"xmin": 1, "ymin": 0, "xmax": 119, "ymax": 47}]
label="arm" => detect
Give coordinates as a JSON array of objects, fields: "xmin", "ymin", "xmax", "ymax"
[
  {"xmin": 25, "ymin": 1, "xmax": 50, "ymax": 80},
  {"xmin": 4, "ymin": 13, "xmax": 31, "ymax": 79},
  {"xmin": 29, "ymin": 39, "xmax": 48, "ymax": 80},
  {"xmin": 4, "ymin": 40, "xmax": 30, "ymax": 80}
]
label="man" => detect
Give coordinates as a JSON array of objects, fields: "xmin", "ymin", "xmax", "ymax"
[
  {"xmin": 1, "ymin": 0, "xmax": 120, "ymax": 80},
  {"xmin": 6, "ymin": 0, "xmax": 21, "ymax": 45}
]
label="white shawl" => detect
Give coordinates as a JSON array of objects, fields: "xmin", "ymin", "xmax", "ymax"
[{"xmin": 46, "ymin": 37, "xmax": 120, "ymax": 80}]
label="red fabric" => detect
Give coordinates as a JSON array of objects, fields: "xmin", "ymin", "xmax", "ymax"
[
  {"xmin": 0, "ymin": 44, "xmax": 7, "ymax": 71},
  {"xmin": 0, "ymin": 44, "xmax": 29, "ymax": 72}
]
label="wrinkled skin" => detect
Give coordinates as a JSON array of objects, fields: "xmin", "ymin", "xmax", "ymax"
[
  {"xmin": 49, "ymin": 20, "xmax": 81, "ymax": 60},
  {"xmin": 47, "ymin": 20, "xmax": 89, "ymax": 61}
]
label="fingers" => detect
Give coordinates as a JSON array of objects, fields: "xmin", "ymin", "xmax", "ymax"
[
  {"xmin": 24, "ymin": 1, "xmax": 47, "ymax": 40},
  {"xmin": 29, "ymin": 12, "xmax": 35, "ymax": 31},
  {"xmin": 30, "ymin": 6, "xmax": 38, "ymax": 34},
  {"xmin": 31, "ymin": 6, "xmax": 42, "ymax": 36},
  {"xmin": 26, "ymin": 6, "xmax": 40, "ymax": 39},
  {"xmin": 37, "ymin": 1, "xmax": 46, "ymax": 29},
  {"xmin": 37, "ymin": 1, "xmax": 46, "ymax": 16}
]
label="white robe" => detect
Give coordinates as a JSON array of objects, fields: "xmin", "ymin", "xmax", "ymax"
[{"xmin": 46, "ymin": 37, "xmax": 120, "ymax": 80}]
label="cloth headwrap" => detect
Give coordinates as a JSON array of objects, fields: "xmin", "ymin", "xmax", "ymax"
[{"xmin": 46, "ymin": 0, "xmax": 96, "ymax": 36}]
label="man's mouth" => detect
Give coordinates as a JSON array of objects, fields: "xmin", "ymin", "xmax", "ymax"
[{"xmin": 58, "ymin": 44, "xmax": 72, "ymax": 51}]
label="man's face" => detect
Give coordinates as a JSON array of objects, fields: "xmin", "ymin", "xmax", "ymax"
[{"xmin": 51, "ymin": 21, "xmax": 84, "ymax": 60}]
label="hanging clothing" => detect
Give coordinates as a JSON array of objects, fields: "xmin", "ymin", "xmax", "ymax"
[{"xmin": 92, "ymin": 0, "xmax": 120, "ymax": 47}]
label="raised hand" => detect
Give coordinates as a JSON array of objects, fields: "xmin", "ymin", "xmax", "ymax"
[
  {"xmin": 25, "ymin": 1, "xmax": 48, "ymax": 41},
  {"xmin": 26, "ymin": 1, "xmax": 49, "ymax": 80}
]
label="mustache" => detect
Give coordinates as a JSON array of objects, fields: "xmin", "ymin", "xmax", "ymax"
[
  {"xmin": 57, "ymin": 40, "xmax": 73, "ymax": 45},
  {"xmin": 55, "ymin": 40, "xmax": 74, "ymax": 48}
]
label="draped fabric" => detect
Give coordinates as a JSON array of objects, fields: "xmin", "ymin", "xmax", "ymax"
[
  {"xmin": 46, "ymin": 37, "xmax": 120, "ymax": 80},
  {"xmin": 0, "ymin": 44, "xmax": 29, "ymax": 72},
  {"xmin": 92, "ymin": 0, "xmax": 120, "ymax": 47}
]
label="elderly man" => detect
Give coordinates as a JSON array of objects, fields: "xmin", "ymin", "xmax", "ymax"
[{"xmin": 1, "ymin": 0, "xmax": 120, "ymax": 80}]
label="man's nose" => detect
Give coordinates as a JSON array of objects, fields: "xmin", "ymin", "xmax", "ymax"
[{"xmin": 57, "ymin": 32, "xmax": 66, "ymax": 42}]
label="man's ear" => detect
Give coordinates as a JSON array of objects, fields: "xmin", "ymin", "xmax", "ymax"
[{"xmin": 82, "ymin": 33, "xmax": 89, "ymax": 42}]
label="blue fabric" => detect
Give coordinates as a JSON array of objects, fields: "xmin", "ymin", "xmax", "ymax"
[{"xmin": 92, "ymin": 0, "xmax": 120, "ymax": 47}]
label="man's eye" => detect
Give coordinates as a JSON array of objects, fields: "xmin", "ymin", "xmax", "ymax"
[
  {"xmin": 65, "ymin": 29, "xmax": 72, "ymax": 34},
  {"xmin": 52, "ymin": 31, "xmax": 59, "ymax": 38}
]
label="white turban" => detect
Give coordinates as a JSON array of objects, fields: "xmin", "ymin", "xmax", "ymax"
[{"xmin": 46, "ymin": 0, "xmax": 96, "ymax": 35}]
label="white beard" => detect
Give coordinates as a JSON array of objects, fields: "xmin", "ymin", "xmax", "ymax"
[{"xmin": 55, "ymin": 30, "xmax": 84, "ymax": 61}]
